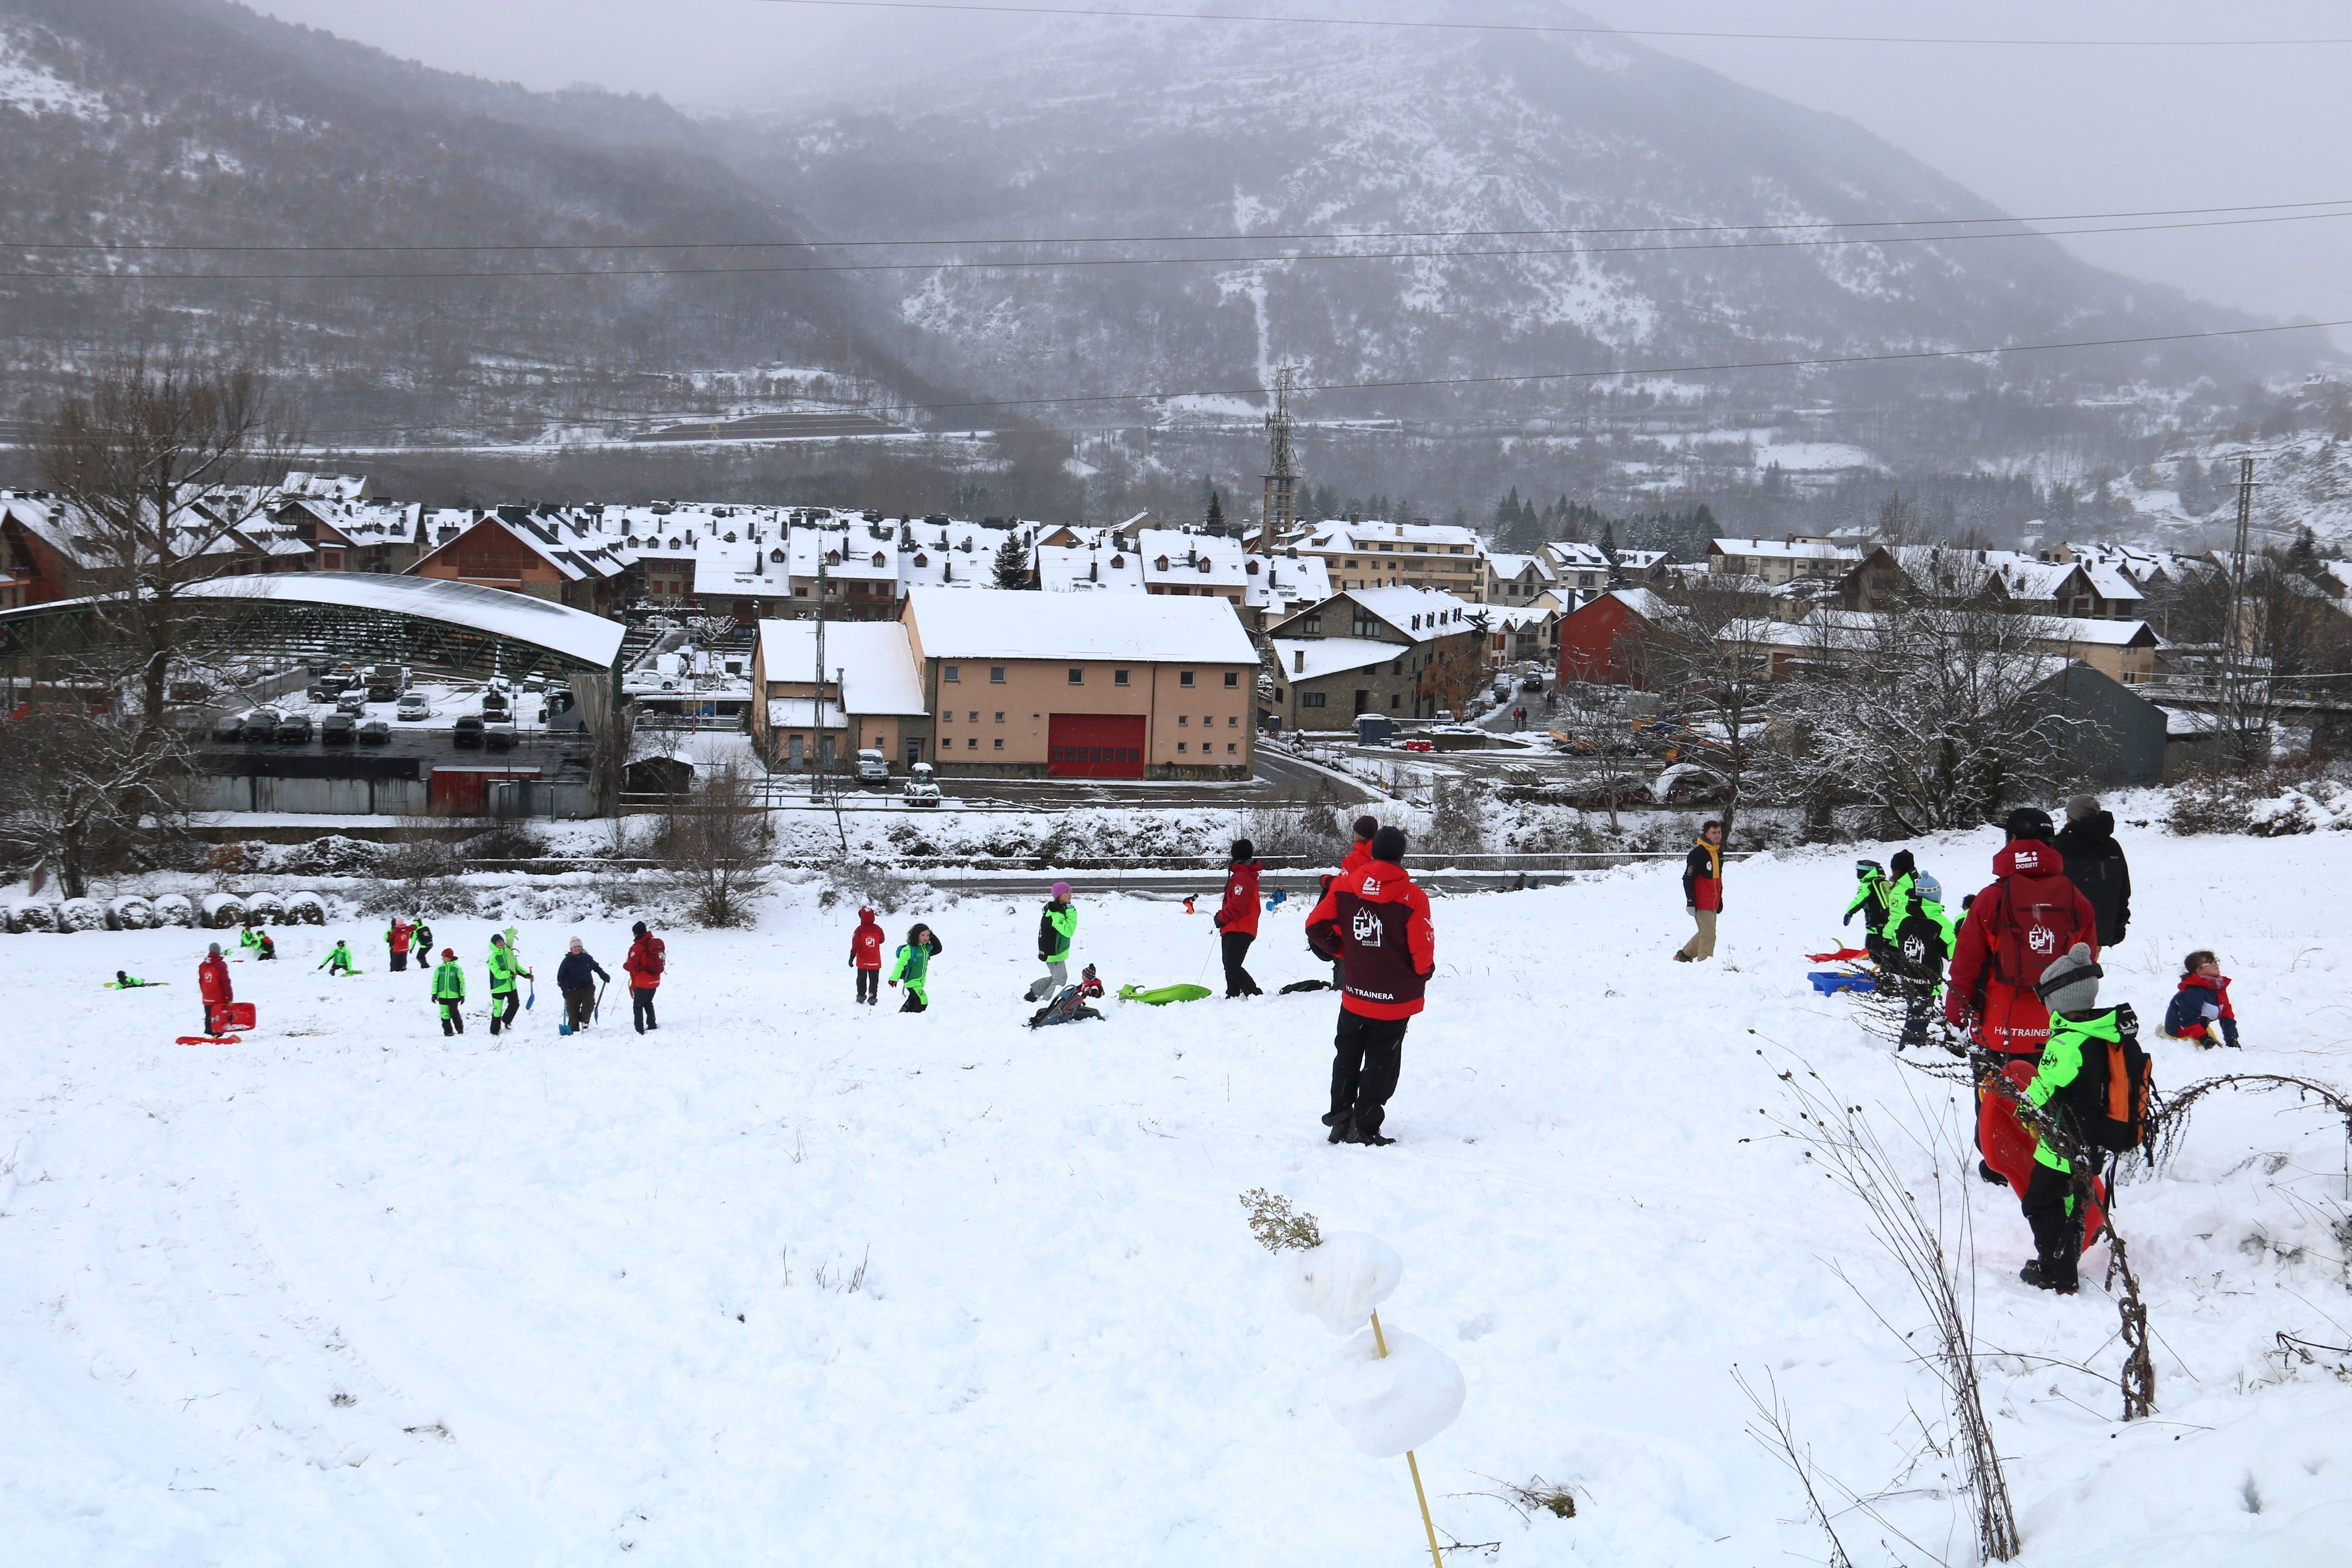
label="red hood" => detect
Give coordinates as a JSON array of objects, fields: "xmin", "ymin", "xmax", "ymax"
[
  {"xmin": 1992, "ymin": 839, "xmax": 2067, "ymax": 881},
  {"xmin": 1342, "ymin": 858, "xmax": 1417, "ymax": 902},
  {"xmin": 856, "ymin": 908, "xmax": 879, "ymax": 925}
]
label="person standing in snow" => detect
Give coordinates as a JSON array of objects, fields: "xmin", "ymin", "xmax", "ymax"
[
  {"xmin": 624, "ymin": 919, "xmax": 665, "ymax": 1034},
  {"xmin": 1877, "ymin": 850, "xmax": 1958, "ymax": 1046},
  {"xmin": 2008, "ymin": 944, "xmax": 2134, "ymax": 1294},
  {"xmin": 850, "ymin": 907, "xmax": 887, "ymax": 1005},
  {"xmin": 1843, "ymin": 858, "xmax": 1894, "ymax": 962},
  {"xmin": 2161, "ymin": 950, "xmax": 2240, "ymax": 1048},
  {"xmin": 1026, "ymin": 884, "xmax": 1078, "ymax": 1002},
  {"xmin": 384, "ymin": 915, "xmax": 412, "ymax": 973},
  {"xmin": 198, "ymin": 941, "xmax": 232, "ymax": 1035},
  {"xmin": 318, "ymin": 940, "xmax": 357, "ymax": 977},
  {"xmin": 486, "ymin": 932, "xmax": 531, "ymax": 1036},
  {"xmin": 411, "ymin": 917, "xmax": 433, "ymax": 971},
  {"xmin": 1341, "ymin": 815, "xmax": 1378, "ymax": 878},
  {"xmin": 1215, "ymin": 839, "xmax": 1264, "ymax": 998},
  {"xmin": 432, "ymin": 947, "xmax": 466, "ymax": 1036},
  {"xmin": 1674, "ymin": 820, "xmax": 1725, "ymax": 962},
  {"xmin": 890, "ymin": 923, "xmax": 944, "ymax": 1012},
  {"xmin": 2054, "ymin": 793, "xmax": 2132, "ymax": 949},
  {"xmin": 556, "ymin": 937, "xmax": 609, "ymax": 1034},
  {"xmin": 1306, "ymin": 825, "xmax": 1435, "ymax": 1146}
]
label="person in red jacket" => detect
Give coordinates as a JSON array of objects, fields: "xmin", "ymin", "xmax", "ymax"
[
  {"xmin": 624, "ymin": 919, "xmax": 666, "ymax": 1034},
  {"xmin": 1305, "ymin": 825, "xmax": 1435, "ymax": 1146},
  {"xmin": 1340, "ymin": 815, "xmax": 1378, "ymax": 878},
  {"xmin": 198, "ymin": 941, "xmax": 233, "ymax": 1036},
  {"xmin": 849, "ymin": 906, "xmax": 886, "ymax": 1006},
  {"xmin": 1213, "ymin": 838, "xmax": 1264, "ymax": 998},
  {"xmin": 1947, "ymin": 807, "xmax": 2099, "ymax": 1189}
]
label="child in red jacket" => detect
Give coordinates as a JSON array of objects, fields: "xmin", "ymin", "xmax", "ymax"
[
  {"xmin": 850, "ymin": 906, "xmax": 886, "ymax": 1006},
  {"xmin": 1213, "ymin": 839, "xmax": 1264, "ymax": 998},
  {"xmin": 2162, "ymin": 950, "xmax": 2240, "ymax": 1048}
]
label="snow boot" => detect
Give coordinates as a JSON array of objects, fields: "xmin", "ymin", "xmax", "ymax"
[
  {"xmin": 1978, "ymin": 1159, "xmax": 2007, "ymax": 1185},
  {"xmin": 1327, "ymin": 1121, "xmax": 1348, "ymax": 1144},
  {"xmin": 1320, "ymin": 1109, "xmax": 1347, "ymax": 1127},
  {"xmin": 2019, "ymin": 1259, "xmax": 2079, "ymax": 1295},
  {"xmin": 1354, "ymin": 1128, "xmax": 1396, "ymax": 1147}
]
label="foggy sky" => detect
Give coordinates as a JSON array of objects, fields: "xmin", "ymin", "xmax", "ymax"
[{"xmin": 244, "ymin": 0, "xmax": 2352, "ymax": 326}]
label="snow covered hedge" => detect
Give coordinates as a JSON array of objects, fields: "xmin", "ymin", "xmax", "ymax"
[
  {"xmin": 198, "ymin": 892, "xmax": 246, "ymax": 929},
  {"xmin": 2167, "ymin": 766, "xmax": 2352, "ymax": 836},
  {"xmin": 106, "ymin": 895, "xmax": 156, "ymax": 930},
  {"xmin": 7, "ymin": 900, "xmax": 58, "ymax": 933},
  {"xmin": 57, "ymin": 898, "xmax": 106, "ymax": 933},
  {"xmin": 241, "ymin": 891, "xmax": 286, "ymax": 925},
  {"xmin": 151, "ymin": 894, "xmax": 196, "ymax": 928}
]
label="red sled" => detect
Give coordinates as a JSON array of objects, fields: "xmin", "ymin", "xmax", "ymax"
[
  {"xmin": 1979, "ymin": 1057, "xmax": 2106, "ymax": 1249},
  {"xmin": 176, "ymin": 1035, "xmax": 242, "ymax": 1046},
  {"xmin": 206, "ymin": 1001, "xmax": 257, "ymax": 1033},
  {"xmin": 1806, "ymin": 946, "xmax": 1870, "ymax": 963}
]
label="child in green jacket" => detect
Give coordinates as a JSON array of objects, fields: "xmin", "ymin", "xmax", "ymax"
[
  {"xmin": 889, "ymin": 924, "xmax": 944, "ymax": 1014},
  {"xmin": 319, "ymin": 940, "xmax": 357, "ymax": 976}
]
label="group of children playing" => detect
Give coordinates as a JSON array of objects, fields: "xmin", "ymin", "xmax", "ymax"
[{"xmin": 846, "ymin": 888, "xmax": 1103, "ymax": 1028}]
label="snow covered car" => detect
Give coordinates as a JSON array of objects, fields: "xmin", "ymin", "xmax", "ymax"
[
  {"xmin": 903, "ymin": 763, "xmax": 942, "ymax": 807},
  {"xmin": 335, "ymin": 689, "xmax": 368, "ymax": 715},
  {"xmin": 855, "ymin": 748, "xmax": 890, "ymax": 783},
  {"xmin": 396, "ymin": 693, "xmax": 429, "ymax": 721}
]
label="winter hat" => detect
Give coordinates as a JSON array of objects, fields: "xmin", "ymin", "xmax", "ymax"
[
  {"xmin": 1371, "ymin": 825, "xmax": 1408, "ymax": 864},
  {"xmin": 1232, "ymin": 838, "xmax": 1255, "ymax": 862},
  {"xmin": 1888, "ymin": 850, "xmax": 1916, "ymax": 878},
  {"xmin": 1352, "ymin": 815, "xmax": 1379, "ymax": 841},
  {"xmin": 207, "ymin": 942, "xmax": 221, "ymax": 956},
  {"xmin": 2035, "ymin": 943, "xmax": 2103, "ymax": 1015},
  {"xmin": 1854, "ymin": 858, "xmax": 1882, "ymax": 878},
  {"xmin": 2066, "ymin": 793, "xmax": 2101, "ymax": 824},
  {"xmin": 1050, "ymin": 881, "xmax": 1072, "ymax": 899},
  {"xmin": 2003, "ymin": 806, "xmax": 2056, "ymax": 842},
  {"xmin": 858, "ymin": 906, "xmax": 875, "ymax": 921},
  {"xmin": 631, "ymin": 920, "xmax": 647, "ymax": 937},
  {"xmin": 442, "ymin": 948, "xmax": 455, "ymax": 960},
  {"xmin": 2183, "ymin": 949, "xmax": 2218, "ymax": 974},
  {"xmin": 491, "ymin": 933, "xmax": 505, "ymax": 946}
]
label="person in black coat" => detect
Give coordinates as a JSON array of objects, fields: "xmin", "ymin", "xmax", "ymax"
[
  {"xmin": 2054, "ymin": 793, "xmax": 2131, "ymax": 948},
  {"xmin": 555, "ymin": 937, "xmax": 611, "ymax": 1033}
]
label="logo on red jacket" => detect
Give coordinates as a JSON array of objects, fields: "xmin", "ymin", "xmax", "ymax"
[
  {"xmin": 1351, "ymin": 907, "xmax": 1384, "ymax": 946},
  {"xmin": 2027, "ymin": 923, "xmax": 2056, "ymax": 955},
  {"xmin": 2012, "ymin": 848, "xmax": 2041, "ymax": 870}
]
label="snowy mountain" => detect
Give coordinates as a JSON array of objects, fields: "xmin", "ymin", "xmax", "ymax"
[
  {"xmin": 723, "ymin": 1, "xmax": 2306, "ymax": 426},
  {"xmin": 0, "ymin": 0, "xmax": 932, "ymax": 439}
]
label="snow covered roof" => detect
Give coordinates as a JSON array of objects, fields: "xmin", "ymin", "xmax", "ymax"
[
  {"xmin": 1597, "ymin": 587, "xmax": 1670, "ymax": 621},
  {"xmin": 1488, "ymin": 551, "xmax": 1555, "ymax": 582},
  {"xmin": 164, "ymin": 571, "xmax": 623, "ymax": 668},
  {"xmin": 1298, "ymin": 519, "xmax": 1488, "ymax": 556},
  {"xmin": 2078, "ymin": 562, "xmax": 2146, "ymax": 603},
  {"xmin": 755, "ymin": 620, "xmax": 928, "ymax": 715},
  {"xmin": 1709, "ymin": 536, "xmax": 1860, "ymax": 562},
  {"xmin": 1270, "ymin": 637, "xmax": 1404, "ymax": 680},
  {"xmin": 764, "ymin": 698, "xmax": 848, "ymax": 731},
  {"xmin": 2037, "ymin": 616, "xmax": 2159, "ymax": 647},
  {"xmin": 904, "ymin": 586, "xmax": 1257, "ymax": 663},
  {"xmin": 1342, "ymin": 586, "xmax": 1480, "ymax": 640}
]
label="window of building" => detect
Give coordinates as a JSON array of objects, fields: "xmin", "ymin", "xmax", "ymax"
[
  {"xmin": 1227, "ymin": 743, "xmax": 1237, "ymax": 754},
  {"xmin": 1228, "ymin": 715, "xmax": 1237, "ymax": 726},
  {"xmin": 944, "ymin": 664, "xmax": 960, "ymax": 682},
  {"xmin": 1391, "ymin": 693, "xmax": 1402, "ymax": 710},
  {"xmin": 1179, "ymin": 671, "xmax": 1195, "ymax": 687},
  {"xmin": 989, "ymin": 666, "xmax": 1006, "ymax": 683},
  {"xmin": 967, "ymin": 737, "xmax": 978, "ymax": 749},
  {"xmin": 1302, "ymin": 692, "xmax": 1326, "ymax": 707},
  {"xmin": 993, "ymin": 737, "xmax": 1004, "ymax": 749},
  {"xmin": 1068, "ymin": 667, "xmax": 1084, "ymax": 684},
  {"xmin": 1223, "ymin": 671, "xmax": 1239, "ymax": 687},
  {"xmin": 968, "ymin": 711, "xmax": 978, "ymax": 722},
  {"xmin": 1303, "ymin": 613, "xmax": 1323, "ymax": 633},
  {"xmin": 1114, "ymin": 668, "xmax": 1129, "ymax": 686},
  {"xmin": 943, "ymin": 710, "xmax": 954, "ymax": 723},
  {"xmin": 994, "ymin": 712, "xmax": 1004, "ymax": 723},
  {"xmin": 1178, "ymin": 742, "xmax": 1188, "ymax": 752},
  {"xmin": 1179, "ymin": 714, "xmax": 1188, "ymax": 725}
]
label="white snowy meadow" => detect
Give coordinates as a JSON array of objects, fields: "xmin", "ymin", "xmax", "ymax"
[{"xmin": 4, "ymin": 827, "xmax": 2349, "ymax": 1564}]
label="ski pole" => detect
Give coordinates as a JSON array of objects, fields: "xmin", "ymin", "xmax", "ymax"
[{"xmin": 593, "ymin": 979, "xmax": 607, "ymax": 1023}]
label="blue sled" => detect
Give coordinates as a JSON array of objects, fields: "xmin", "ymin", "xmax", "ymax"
[{"xmin": 1809, "ymin": 971, "xmax": 1876, "ymax": 995}]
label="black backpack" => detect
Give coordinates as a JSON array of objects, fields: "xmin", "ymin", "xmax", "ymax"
[{"xmin": 2057, "ymin": 1004, "xmax": 2153, "ymax": 1153}]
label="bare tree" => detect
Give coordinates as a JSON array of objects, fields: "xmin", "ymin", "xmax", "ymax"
[
  {"xmin": 654, "ymin": 760, "xmax": 769, "ymax": 926},
  {"xmin": 1641, "ymin": 575, "xmax": 1777, "ymax": 845},
  {"xmin": 0, "ymin": 711, "xmax": 192, "ymax": 898},
  {"xmin": 38, "ymin": 354, "xmax": 304, "ymax": 730}
]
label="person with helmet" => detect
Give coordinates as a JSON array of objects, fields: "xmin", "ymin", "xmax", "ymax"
[
  {"xmin": 431, "ymin": 946, "xmax": 466, "ymax": 1036},
  {"xmin": 1025, "ymin": 883, "xmax": 1079, "ymax": 1003},
  {"xmin": 1843, "ymin": 858, "xmax": 1894, "ymax": 962},
  {"xmin": 1878, "ymin": 848, "xmax": 1958, "ymax": 1046},
  {"xmin": 850, "ymin": 906, "xmax": 888, "ymax": 1005},
  {"xmin": 1305, "ymin": 825, "xmax": 1435, "ymax": 1146}
]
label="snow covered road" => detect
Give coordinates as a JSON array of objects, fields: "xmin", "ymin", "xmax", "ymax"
[{"xmin": 5, "ymin": 829, "xmax": 2350, "ymax": 1564}]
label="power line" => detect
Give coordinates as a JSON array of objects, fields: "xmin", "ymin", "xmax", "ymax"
[
  {"xmin": 15, "ymin": 194, "xmax": 2352, "ymax": 254},
  {"xmin": 15, "ymin": 204, "xmax": 2352, "ymax": 282},
  {"xmin": 752, "ymin": 0, "xmax": 2352, "ymax": 48}
]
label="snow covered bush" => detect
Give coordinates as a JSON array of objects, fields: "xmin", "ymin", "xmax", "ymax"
[
  {"xmin": 241, "ymin": 891, "xmax": 286, "ymax": 924},
  {"xmin": 57, "ymin": 897, "xmax": 106, "ymax": 932},
  {"xmin": 7, "ymin": 899, "xmax": 59, "ymax": 933},
  {"xmin": 106, "ymin": 895, "xmax": 156, "ymax": 930},
  {"xmin": 282, "ymin": 891, "xmax": 326, "ymax": 926},
  {"xmin": 198, "ymin": 892, "xmax": 245, "ymax": 929},
  {"xmin": 151, "ymin": 894, "xmax": 195, "ymax": 927},
  {"xmin": 2165, "ymin": 764, "xmax": 2352, "ymax": 836}
]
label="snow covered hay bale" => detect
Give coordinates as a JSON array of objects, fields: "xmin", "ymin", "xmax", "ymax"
[
  {"xmin": 6, "ymin": 899, "xmax": 60, "ymax": 934},
  {"xmin": 241, "ymin": 890, "xmax": 286, "ymax": 925},
  {"xmin": 152, "ymin": 894, "xmax": 197, "ymax": 928},
  {"xmin": 282, "ymin": 891, "xmax": 326, "ymax": 925},
  {"xmin": 106, "ymin": 895, "xmax": 157, "ymax": 930},
  {"xmin": 58, "ymin": 897, "xmax": 106, "ymax": 933},
  {"xmin": 199, "ymin": 892, "xmax": 246, "ymax": 929}
]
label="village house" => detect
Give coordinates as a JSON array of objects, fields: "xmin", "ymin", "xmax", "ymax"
[
  {"xmin": 750, "ymin": 618, "xmax": 931, "ymax": 774},
  {"xmin": 1262, "ymin": 585, "xmax": 1487, "ymax": 730}
]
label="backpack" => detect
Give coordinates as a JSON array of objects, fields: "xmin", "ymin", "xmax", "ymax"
[
  {"xmin": 638, "ymin": 937, "xmax": 666, "ymax": 977},
  {"xmin": 2057, "ymin": 1004, "xmax": 2153, "ymax": 1153}
]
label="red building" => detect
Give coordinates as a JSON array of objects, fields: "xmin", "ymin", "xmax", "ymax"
[{"xmin": 1555, "ymin": 587, "xmax": 1667, "ymax": 688}]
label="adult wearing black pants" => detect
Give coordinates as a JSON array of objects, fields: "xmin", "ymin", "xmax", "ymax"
[
  {"xmin": 1305, "ymin": 825, "xmax": 1434, "ymax": 1146},
  {"xmin": 625, "ymin": 919, "xmax": 666, "ymax": 1033},
  {"xmin": 1213, "ymin": 838, "xmax": 1264, "ymax": 998},
  {"xmin": 556, "ymin": 937, "xmax": 610, "ymax": 1033}
]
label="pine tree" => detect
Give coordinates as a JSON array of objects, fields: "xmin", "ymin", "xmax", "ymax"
[
  {"xmin": 990, "ymin": 531, "xmax": 1027, "ymax": 589},
  {"xmin": 1598, "ymin": 522, "xmax": 1621, "ymax": 586},
  {"xmin": 1205, "ymin": 489, "xmax": 1226, "ymax": 536}
]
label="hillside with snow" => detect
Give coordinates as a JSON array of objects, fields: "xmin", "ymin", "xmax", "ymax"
[{"xmin": 6, "ymin": 827, "xmax": 2350, "ymax": 1563}]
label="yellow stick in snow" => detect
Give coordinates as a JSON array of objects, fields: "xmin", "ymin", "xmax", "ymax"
[{"xmin": 1369, "ymin": 1310, "xmax": 1445, "ymax": 1568}]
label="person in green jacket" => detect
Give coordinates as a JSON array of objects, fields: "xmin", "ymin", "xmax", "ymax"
[
  {"xmin": 238, "ymin": 925, "xmax": 263, "ymax": 954},
  {"xmin": 487, "ymin": 932, "xmax": 532, "ymax": 1036},
  {"xmin": 319, "ymin": 940, "xmax": 357, "ymax": 976},
  {"xmin": 431, "ymin": 946, "xmax": 466, "ymax": 1036},
  {"xmin": 1877, "ymin": 849, "xmax": 1960, "ymax": 1045},
  {"xmin": 1024, "ymin": 883, "xmax": 1077, "ymax": 1002},
  {"xmin": 111, "ymin": 970, "xmax": 155, "ymax": 989},
  {"xmin": 889, "ymin": 923, "xmax": 943, "ymax": 1014},
  {"xmin": 1843, "ymin": 859, "xmax": 1893, "ymax": 961},
  {"xmin": 2015, "ymin": 943, "xmax": 2118, "ymax": 1295}
]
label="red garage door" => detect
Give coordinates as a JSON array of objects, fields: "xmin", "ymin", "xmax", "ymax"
[{"xmin": 1048, "ymin": 714, "xmax": 1147, "ymax": 778}]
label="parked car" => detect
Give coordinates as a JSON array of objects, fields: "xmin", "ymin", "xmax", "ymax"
[
  {"xmin": 396, "ymin": 693, "xmax": 429, "ymax": 721},
  {"xmin": 321, "ymin": 711, "xmax": 357, "ymax": 745},
  {"xmin": 243, "ymin": 706, "xmax": 281, "ymax": 741},
  {"xmin": 335, "ymin": 689, "xmax": 368, "ymax": 715},
  {"xmin": 357, "ymin": 717, "xmax": 391, "ymax": 746},
  {"xmin": 275, "ymin": 712, "xmax": 314, "ymax": 744},
  {"xmin": 210, "ymin": 711, "xmax": 249, "ymax": 742},
  {"xmin": 307, "ymin": 675, "xmax": 350, "ymax": 701},
  {"xmin": 483, "ymin": 720, "xmax": 517, "ymax": 751},
  {"xmin": 855, "ymin": 748, "xmax": 890, "ymax": 783},
  {"xmin": 903, "ymin": 762, "xmax": 942, "ymax": 807},
  {"xmin": 453, "ymin": 714, "xmax": 485, "ymax": 749}
]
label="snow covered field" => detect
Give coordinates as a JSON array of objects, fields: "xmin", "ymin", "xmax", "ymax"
[{"xmin": 6, "ymin": 827, "xmax": 2351, "ymax": 1565}]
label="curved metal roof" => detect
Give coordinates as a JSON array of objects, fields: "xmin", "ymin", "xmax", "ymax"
[{"xmin": 0, "ymin": 571, "xmax": 625, "ymax": 672}]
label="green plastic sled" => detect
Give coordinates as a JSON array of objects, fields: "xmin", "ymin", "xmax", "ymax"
[{"xmin": 1117, "ymin": 983, "xmax": 1212, "ymax": 1005}]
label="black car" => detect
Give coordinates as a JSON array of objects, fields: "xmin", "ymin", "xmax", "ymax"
[
  {"xmin": 275, "ymin": 713, "xmax": 314, "ymax": 744},
  {"xmin": 367, "ymin": 679, "xmax": 400, "ymax": 703},
  {"xmin": 453, "ymin": 714, "xmax": 486, "ymax": 749},
  {"xmin": 321, "ymin": 711, "xmax": 357, "ymax": 745},
  {"xmin": 210, "ymin": 711, "xmax": 248, "ymax": 742},
  {"xmin": 1520, "ymin": 674, "xmax": 1545, "ymax": 692},
  {"xmin": 244, "ymin": 707, "xmax": 281, "ymax": 741},
  {"xmin": 357, "ymin": 717, "xmax": 391, "ymax": 745}
]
